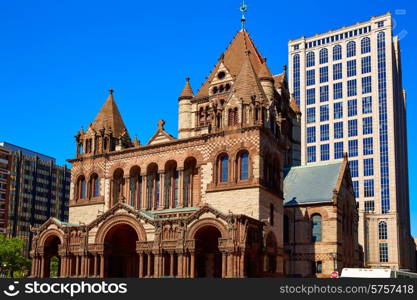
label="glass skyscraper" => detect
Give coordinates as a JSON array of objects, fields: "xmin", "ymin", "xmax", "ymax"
[{"xmin": 288, "ymin": 13, "xmax": 415, "ymax": 270}]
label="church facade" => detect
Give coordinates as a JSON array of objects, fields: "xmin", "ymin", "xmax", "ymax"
[{"xmin": 29, "ymin": 28, "xmax": 360, "ymax": 278}]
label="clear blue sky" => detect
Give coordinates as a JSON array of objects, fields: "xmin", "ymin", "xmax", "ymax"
[{"xmin": 1, "ymin": 1, "xmax": 416, "ymax": 235}]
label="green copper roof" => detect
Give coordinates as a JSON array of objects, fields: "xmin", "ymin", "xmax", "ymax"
[{"xmin": 283, "ymin": 162, "xmax": 342, "ymax": 206}]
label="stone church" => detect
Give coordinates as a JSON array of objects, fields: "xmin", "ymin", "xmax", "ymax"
[{"xmin": 30, "ymin": 26, "xmax": 360, "ymax": 278}]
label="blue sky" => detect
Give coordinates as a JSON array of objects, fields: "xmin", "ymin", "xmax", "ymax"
[{"xmin": 1, "ymin": 0, "xmax": 416, "ymax": 235}]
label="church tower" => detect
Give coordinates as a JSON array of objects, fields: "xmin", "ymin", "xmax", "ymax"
[{"xmin": 75, "ymin": 89, "xmax": 133, "ymax": 157}]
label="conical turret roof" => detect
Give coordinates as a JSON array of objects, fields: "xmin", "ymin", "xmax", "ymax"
[
  {"xmin": 91, "ymin": 90, "xmax": 128, "ymax": 137},
  {"xmin": 179, "ymin": 77, "xmax": 194, "ymax": 100}
]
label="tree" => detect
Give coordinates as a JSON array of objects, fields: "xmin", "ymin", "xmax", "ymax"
[{"xmin": 0, "ymin": 235, "xmax": 31, "ymax": 278}]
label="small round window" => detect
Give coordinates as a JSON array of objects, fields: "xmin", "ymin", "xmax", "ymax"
[{"xmin": 217, "ymin": 71, "xmax": 226, "ymax": 80}]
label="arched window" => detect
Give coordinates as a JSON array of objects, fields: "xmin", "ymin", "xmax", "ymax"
[
  {"xmin": 77, "ymin": 176, "xmax": 86, "ymax": 200},
  {"xmin": 284, "ymin": 215, "xmax": 290, "ymax": 243},
  {"xmin": 199, "ymin": 107, "xmax": 205, "ymax": 127},
  {"xmin": 306, "ymin": 52, "xmax": 315, "ymax": 67},
  {"xmin": 218, "ymin": 154, "xmax": 229, "ymax": 183},
  {"xmin": 89, "ymin": 173, "xmax": 100, "ymax": 198},
  {"xmin": 112, "ymin": 169, "xmax": 124, "ymax": 206},
  {"xmin": 238, "ymin": 151, "xmax": 249, "ymax": 180},
  {"xmin": 164, "ymin": 161, "xmax": 179, "ymax": 209},
  {"xmin": 78, "ymin": 142, "xmax": 84, "ymax": 155},
  {"xmin": 378, "ymin": 221, "xmax": 388, "ymax": 239},
  {"xmin": 146, "ymin": 164, "xmax": 159, "ymax": 210},
  {"xmin": 319, "ymin": 48, "xmax": 328, "ymax": 64},
  {"xmin": 183, "ymin": 157, "xmax": 196, "ymax": 207},
  {"xmin": 293, "ymin": 54, "xmax": 300, "ymax": 105},
  {"xmin": 311, "ymin": 214, "xmax": 322, "ymax": 242},
  {"xmin": 228, "ymin": 108, "xmax": 238, "ymax": 126},
  {"xmin": 333, "ymin": 45, "xmax": 342, "ymax": 60},
  {"xmin": 129, "ymin": 167, "xmax": 142, "ymax": 209},
  {"xmin": 347, "ymin": 41, "xmax": 356, "ymax": 57},
  {"xmin": 361, "ymin": 37, "xmax": 371, "ymax": 54}
]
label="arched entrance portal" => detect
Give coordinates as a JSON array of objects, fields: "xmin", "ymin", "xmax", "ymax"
[
  {"xmin": 104, "ymin": 224, "xmax": 139, "ymax": 277},
  {"xmin": 43, "ymin": 235, "xmax": 61, "ymax": 278},
  {"xmin": 195, "ymin": 226, "xmax": 222, "ymax": 278}
]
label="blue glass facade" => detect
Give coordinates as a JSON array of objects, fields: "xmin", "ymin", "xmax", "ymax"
[{"xmin": 377, "ymin": 32, "xmax": 390, "ymax": 214}]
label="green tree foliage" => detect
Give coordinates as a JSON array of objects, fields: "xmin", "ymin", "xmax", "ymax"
[
  {"xmin": 0, "ymin": 235, "xmax": 31, "ymax": 278},
  {"xmin": 50, "ymin": 256, "xmax": 59, "ymax": 277}
]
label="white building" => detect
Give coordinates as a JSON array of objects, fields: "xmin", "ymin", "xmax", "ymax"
[{"xmin": 288, "ymin": 13, "xmax": 415, "ymax": 271}]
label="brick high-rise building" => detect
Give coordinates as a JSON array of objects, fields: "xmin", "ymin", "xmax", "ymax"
[
  {"xmin": 0, "ymin": 145, "xmax": 12, "ymax": 234},
  {"xmin": 288, "ymin": 13, "xmax": 415, "ymax": 271},
  {"xmin": 0, "ymin": 142, "xmax": 71, "ymax": 255}
]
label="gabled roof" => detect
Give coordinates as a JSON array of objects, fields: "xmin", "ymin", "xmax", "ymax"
[
  {"xmin": 147, "ymin": 120, "xmax": 175, "ymax": 145},
  {"xmin": 91, "ymin": 90, "xmax": 128, "ymax": 138},
  {"xmin": 283, "ymin": 161, "xmax": 343, "ymax": 206},
  {"xmin": 196, "ymin": 29, "xmax": 265, "ymax": 98}
]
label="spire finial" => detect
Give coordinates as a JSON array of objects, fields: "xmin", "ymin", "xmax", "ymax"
[
  {"xmin": 185, "ymin": 77, "xmax": 190, "ymax": 83},
  {"xmin": 157, "ymin": 120, "xmax": 165, "ymax": 130},
  {"xmin": 240, "ymin": 0, "xmax": 248, "ymax": 30},
  {"xmin": 109, "ymin": 88, "xmax": 114, "ymax": 95}
]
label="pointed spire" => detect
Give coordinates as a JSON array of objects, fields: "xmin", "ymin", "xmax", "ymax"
[
  {"xmin": 258, "ymin": 60, "xmax": 274, "ymax": 82},
  {"xmin": 240, "ymin": 0, "xmax": 248, "ymax": 31},
  {"xmin": 178, "ymin": 77, "xmax": 194, "ymax": 100},
  {"xmin": 133, "ymin": 134, "xmax": 140, "ymax": 147},
  {"xmin": 91, "ymin": 89, "xmax": 129, "ymax": 138}
]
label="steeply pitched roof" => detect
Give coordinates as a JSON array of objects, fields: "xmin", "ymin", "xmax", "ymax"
[
  {"xmin": 179, "ymin": 77, "xmax": 194, "ymax": 100},
  {"xmin": 196, "ymin": 29, "xmax": 265, "ymax": 98},
  {"xmin": 91, "ymin": 90, "xmax": 128, "ymax": 137},
  {"xmin": 283, "ymin": 162, "xmax": 343, "ymax": 206},
  {"xmin": 232, "ymin": 51, "xmax": 266, "ymax": 103},
  {"xmin": 258, "ymin": 61, "xmax": 273, "ymax": 81}
]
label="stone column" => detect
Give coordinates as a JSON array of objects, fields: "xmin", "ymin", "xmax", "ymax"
[
  {"xmin": 227, "ymin": 253, "xmax": 233, "ymax": 277},
  {"xmin": 139, "ymin": 253, "xmax": 144, "ymax": 278},
  {"xmin": 190, "ymin": 252, "xmax": 195, "ymax": 278},
  {"xmin": 141, "ymin": 174, "xmax": 147, "ymax": 209},
  {"xmin": 124, "ymin": 176, "xmax": 130, "ymax": 205},
  {"xmin": 40, "ymin": 256, "xmax": 45, "ymax": 278},
  {"xmin": 178, "ymin": 168, "xmax": 184, "ymax": 208},
  {"xmin": 31, "ymin": 257, "xmax": 36, "ymax": 277},
  {"xmin": 154, "ymin": 254, "xmax": 159, "ymax": 278},
  {"xmin": 94, "ymin": 255, "xmax": 98, "ymax": 277},
  {"xmin": 158, "ymin": 171, "xmax": 165, "ymax": 210},
  {"xmin": 170, "ymin": 253, "xmax": 174, "ymax": 277},
  {"xmin": 240, "ymin": 252, "xmax": 245, "ymax": 278},
  {"xmin": 86, "ymin": 256, "xmax": 91, "ymax": 277},
  {"xmin": 147, "ymin": 254, "xmax": 151, "ymax": 277},
  {"xmin": 222, "ymin": 253, "xmax": 227, "ymax": 278},
  {"xmin": 76, "ymin": 255, "xmax": 80, "ymax": 277},
  {"xmin": 100, "ymin": 254, "xmax": 104, "ymax": 278},
  {"xmin": 60, "ymin": 256, "xmax": 65, "ymax": 277},
  {"xmin": 177, "ymin": 253, "xmax": 183, "ymax": 278}
]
